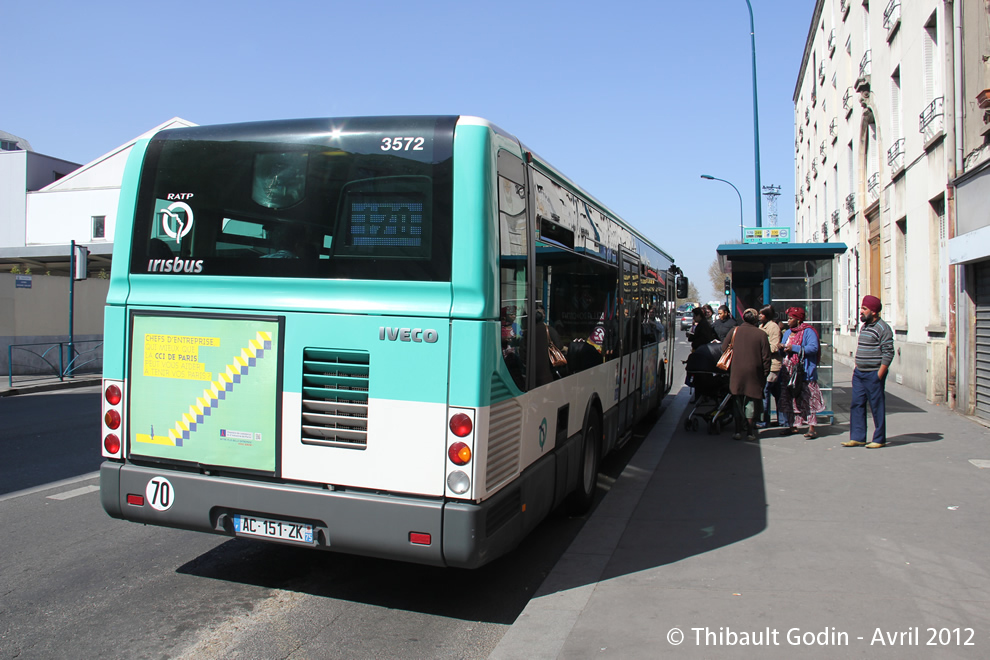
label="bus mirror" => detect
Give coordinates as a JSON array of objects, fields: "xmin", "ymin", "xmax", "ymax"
[{"xmin": 675, "ymin": 275, "xmax": 688, "ymax": 299}]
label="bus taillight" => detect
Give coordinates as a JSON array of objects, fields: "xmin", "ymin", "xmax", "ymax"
[
  {"xmin": 449, "ymin": 413, "xmax": 472, "ymax": 437},
  {"xmin": 105, "ymin": 384, "xmax": 122, "ymax": 406},
  {"xmin": 104, "ymin": 434, "xmax": 121, "ymax": 454},
  {"xmin": 448, "ymin": 442, "xmax": 471, "ymax": 466},
  {"xmin": 104, "ymin": 409, "xmax": 121, "ymax": 430},
  {"xmin": 102, "ymin": 378, "xmax": 125, "ymax": 459}
]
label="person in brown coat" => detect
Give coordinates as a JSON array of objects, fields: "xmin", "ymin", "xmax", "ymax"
[{"xmin": 723, "ymin": 308, "xmax": 772, "ymax": 441}]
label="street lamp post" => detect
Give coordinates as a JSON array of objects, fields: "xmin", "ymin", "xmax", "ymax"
[
  {"xmin": 701, "ymin": 174, "xmax": 744, "ymax": 242},
  {"xmin": 745, "ymin": 0, "xmax": 763, "ymax": 228}
]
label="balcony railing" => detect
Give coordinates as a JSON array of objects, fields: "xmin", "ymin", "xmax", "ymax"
[
  {"xmin": 830, "ymin": 118, "xmax": 838, "ymax": 142},
  {"xmin": 920, "ymin": 96, "xmax": 945, "ymax": 142},
  {"xmin": 806, "ymin": 173, "xmax": 811, "ymax": 190},
  {"xmin": 828, "ymin": 29, "xmax": 836, "ymax": 56},
  {"xmin": 811, "ymin": 160, "xmax": 818, "ymax": 178},
  {"xmin": 822, "ymin": 222, "xmax": 829, "ymax": 240},
  {"xmin": 812, "ymin": 88, "xmax": 817, "ymax": 107},
  {"xmin": 845, "ymin": 193, "xmax": 856, "ymax": 216},
  {"xmin": 883, "ymin": 0, "xmax": 901, "ymax": 38},
  {"xmin": 859, "ymin": 50, "xmax": 872, "ymax": 78},
  {"xmin": 843, "ymin": 87, "xmax": 854, "ymax": 115},
  {"xmin": 867, "ymin": 172, "xmax": 880, "ymax": 202},
  {"xmin": 805, "ymin": 107, "xmax": 811, "ymax": 124},
  {"xmin": 818, "ymin": 62, "xmax": 826, "ymax": 85},
  {"xmin": 832, "ymin": 209, "xmax": 841, "ymax": 229},
  {"xmin": 887, "ymin": 137, "xmax": 905, "ymax": 171},
  {"xmin": 820, "ymin": 141, "xmax": 827, "ymax": 163},
  {"xmin": 840, "ymin": 0, "xmax": 850, "ymax": 18}
]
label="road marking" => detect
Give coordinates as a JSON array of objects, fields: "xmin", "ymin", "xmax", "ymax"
[
  {"xmin": 47, "ymin": 485, "xmax": 100, "ymax": 500},
  {"xmin": 969, "ymin": 459, "xmax": 990, "ymax": 469},
  {"xmin": 0, "ymin": 471, "xmax": 100, "ymax": 504}
]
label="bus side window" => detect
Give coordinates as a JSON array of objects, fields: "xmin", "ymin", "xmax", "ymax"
[{"xmin": 497, "ymin": 152, "xmax": 529, "ymax": 392}]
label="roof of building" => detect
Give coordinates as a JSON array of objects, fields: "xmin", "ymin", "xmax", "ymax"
[{"xmin": 0, "ymin": 129, "xmax": 33, "ymax": 151}]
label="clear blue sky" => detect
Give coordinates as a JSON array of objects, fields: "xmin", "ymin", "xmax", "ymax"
[{"xmin": 5, "ymin": 0, "xmax": 814, "ymax": 299}]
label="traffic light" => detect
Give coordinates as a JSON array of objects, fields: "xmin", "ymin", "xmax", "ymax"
[{"xmin": 723, "ymin": 277, "xmax": 731, "ymax": 298}]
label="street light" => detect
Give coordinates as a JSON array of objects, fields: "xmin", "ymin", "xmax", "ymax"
[
  {"xmin": 745, "ymin": 0, "xmax": 763, "ymax": 227},
  {"xmin": 701, "ymin": 174, "xmax": 744, "ymax": 242}
]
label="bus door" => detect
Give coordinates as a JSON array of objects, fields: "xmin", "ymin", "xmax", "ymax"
[{"xmin": 618, "ymin": 249, "xmax": 641, "ymax": 429}]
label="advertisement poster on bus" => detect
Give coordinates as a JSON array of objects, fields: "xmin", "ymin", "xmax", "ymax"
[{"xmin": 129, "ymin": 315, "xmax": 280, "ymax": 472}]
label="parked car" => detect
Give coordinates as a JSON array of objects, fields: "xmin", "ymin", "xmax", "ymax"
[{"xmin": 676, "ymin": 303, "xmax": 697, "ymax": 332}]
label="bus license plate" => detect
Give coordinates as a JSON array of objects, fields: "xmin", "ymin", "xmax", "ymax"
[{"xmin": 233, "ymin": 514, "xmax": 314, "ymax": 544}]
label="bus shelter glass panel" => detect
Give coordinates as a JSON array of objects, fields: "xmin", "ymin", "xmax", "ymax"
[{"xmin": 770, "ymin": 259, "xmax": 835, "ymax": 420}]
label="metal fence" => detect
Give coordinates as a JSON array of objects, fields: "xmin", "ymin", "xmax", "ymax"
[{"xmin": 7, "ymin": 340, "xmax": 103, "ymax": 388}]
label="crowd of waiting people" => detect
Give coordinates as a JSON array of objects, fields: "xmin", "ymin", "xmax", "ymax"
[{"xmin": 686, "ymin": 302, "xmax": 823, "ymax": 441}]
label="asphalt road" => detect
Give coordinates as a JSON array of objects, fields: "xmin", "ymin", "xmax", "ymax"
[{"xmin": 0, "ymin": 347, "xmax": 690, "ymax": 659}]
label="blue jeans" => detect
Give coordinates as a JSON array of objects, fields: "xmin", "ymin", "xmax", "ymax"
[
  {"xmin": 762, "ymin": 373, "xmax": 782, "ymax": 425},
  {"xmin": 850, "ymin": 368, "xmax": 886, "ymax": 444}
]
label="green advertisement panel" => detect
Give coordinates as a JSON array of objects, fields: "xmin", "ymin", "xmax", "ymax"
[{"xmin": 129, "ymin": 315, "xmax": 280, "ymax": 472}]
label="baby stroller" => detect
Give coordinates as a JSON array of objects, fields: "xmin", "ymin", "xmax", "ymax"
[{"xmin": 684, "ymin": 342, "xmax": 735, "ymax": 434}]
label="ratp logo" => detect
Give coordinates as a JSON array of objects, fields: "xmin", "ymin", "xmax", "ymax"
[{"xmin": 156, "ymin": 195, "xmax": 195, "ymax": 243}]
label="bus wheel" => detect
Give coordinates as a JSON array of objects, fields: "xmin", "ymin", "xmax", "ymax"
[{"xmin": 567, "ymin": 411, "xmax": 601, "ymax": 515}]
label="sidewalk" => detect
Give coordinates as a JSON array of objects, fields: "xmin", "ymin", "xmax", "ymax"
[
  {"xmin": 0, "ymin": 373, "xmax": 101, "ymax": 397},
  {"xmin": 492, "ymin": 361, "xmax": 990, "ymax": 659}
]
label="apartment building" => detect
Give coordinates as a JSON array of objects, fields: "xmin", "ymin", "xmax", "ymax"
[{"xmin": 794, "ymin": 0, "xmax": 953, "ymax": 404}]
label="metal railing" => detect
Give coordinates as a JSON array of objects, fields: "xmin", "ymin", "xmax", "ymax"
[
  {"xmin": 843, "ymin": 87, "xmax": 854, "ymax": 114},
  {"xmin": 859, "ymin": 50, "xmax": 872, "ymax": 78},
  {"xmin": 7, "ymin": 340, "xmax": 103, "ymax": 388},
  {"xmin": 868, "ymin": 172, "xmax": 881, "ymax": 201},
  {"xmin": 887, "ymin": 137, "xmax": 905, "ymax": 169},
  {"xmin": 845, "ymin": 193, "xmax": 856, "ymax": 216},
  {"xmin": 920, "ymin": 96, "xmax": 945, "ymax": 133},
  {"xmin": 883, "ymin": 0, "xmax": 901, "ymax": 33}
]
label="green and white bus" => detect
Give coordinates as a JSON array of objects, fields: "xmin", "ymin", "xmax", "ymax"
[{"xmin": 99, "ymin": 116, "xmax": 685, "ymax": 568}]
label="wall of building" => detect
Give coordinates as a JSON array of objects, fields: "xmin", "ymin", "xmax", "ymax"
[
  {"xmin": 0, "ymin": 151, "xmax": 28, "ymax": 248},
  {"xmin": 794, "ymin": 0, "xmax": 950, "ymax": 403},
  {"xmin": 0, "ymin": 272, "xmax": 109, "ymax": 375},
  {"xmin": 26, "ymin": 188, "xmax": 121, "ymax": 245}
]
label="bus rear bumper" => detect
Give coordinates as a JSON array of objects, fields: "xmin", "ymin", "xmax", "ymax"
[
  {"xmin": 100, "ymin": 460, "xmax": 546, "ymax": 568},
  {"xmin": 101, "ymin": 461, "xmax": 447, "ymax": 566}
]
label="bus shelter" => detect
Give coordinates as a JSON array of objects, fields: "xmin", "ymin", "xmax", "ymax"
[{"xmin": 716, "ymin": 242, "xmax": 848, "ymax": 422}]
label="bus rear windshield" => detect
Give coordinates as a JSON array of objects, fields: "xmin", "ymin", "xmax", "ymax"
[{"xmin": 129, "ymin": 117, "xmax": 455, "ymax": 281}]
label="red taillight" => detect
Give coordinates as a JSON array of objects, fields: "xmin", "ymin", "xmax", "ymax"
[
  {"xmin": 449, "ymin": 413, "xmax": 472, "ymax": 437},
  {"xmin": 104, "ymin": 409, "xmax": 121, "ymax": 430},
  {"xmin": 126, "ymin": 494, "xmax": 144, "ymax": 506},
  {"xmin": 104, "ymin": 434, "xmax": 121, "ymax": 454},
  {"xmin": 409, "ymin": 532, "xmax": 432, "ymax": 545},
  {"xmin": 105, "ymin": 384, "xmax": 122, "ymax": 406},
  {"xmin": 448, "ymin": 441, "xmax": 472, "ymax": 466}
]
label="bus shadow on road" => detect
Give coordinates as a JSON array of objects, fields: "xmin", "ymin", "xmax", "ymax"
[
  {"xmin": 175, "ymin": 399, "xmax": 767, "ymax": 625},
  {"xmin": 173, "ymin": 411, "xmax": 666, "ymax": 625}
]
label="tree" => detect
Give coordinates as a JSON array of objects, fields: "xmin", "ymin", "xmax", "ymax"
[
  {"xmin": 708, "ymin": 238, "xmax": 741, "ymax": 298},
  {"xmin": 678, "ymin": 281, "xmax": 701, "ymax": 303}
]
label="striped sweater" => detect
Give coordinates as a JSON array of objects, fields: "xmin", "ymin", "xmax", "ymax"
[{"xmin": 855, "ymin": 317, "xmax": 894, "ymax": 371}]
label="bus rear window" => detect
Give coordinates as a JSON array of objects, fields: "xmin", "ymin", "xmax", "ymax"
[{"xmin": 129, "ymin": 117, "xmax": 454, "ymax": 281}]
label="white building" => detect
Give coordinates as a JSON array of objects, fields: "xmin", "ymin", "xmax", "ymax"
[
  {"xmin": 0, "ymin": 118, "xmax": 195, "ymax": 275},
  {"xmin": 794, "ymin": 0, "xmax": 953, "ymax": 404}
]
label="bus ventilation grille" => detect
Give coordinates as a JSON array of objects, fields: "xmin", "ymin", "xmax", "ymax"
[
  {"xmin": 485, "ymin": 397, "xmax": 522, "ymax": 491},
  {"xmin": 300, "ymin": 348, "xmax": 370, "ymax": 450}
]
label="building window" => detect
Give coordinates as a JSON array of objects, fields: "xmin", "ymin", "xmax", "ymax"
[
  {"xmin": 92, "ymin": 216, "xmax": 106, "ymax": 240},
  {"xmin": 1, "ymin": 140, "xmax": 20, "ymax": 151},
  {"xmin": 896, "ymin": 217, "xmax": 907, "ymax": 326}
]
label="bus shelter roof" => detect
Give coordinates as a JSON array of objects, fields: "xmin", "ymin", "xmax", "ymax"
[{"xmin": 716, "ymin": 242, "xmax": 848, "ymax": 270}]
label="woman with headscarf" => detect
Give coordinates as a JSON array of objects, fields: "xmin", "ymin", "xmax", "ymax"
[{"xmin": 778, "ymin": 306, "xmax": 825, "ymax": 438}]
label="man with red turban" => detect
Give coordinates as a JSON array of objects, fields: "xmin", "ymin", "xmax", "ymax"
[{"xmin": 842, "ymin": 295, "xmax": 894, "ymax": 448}]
